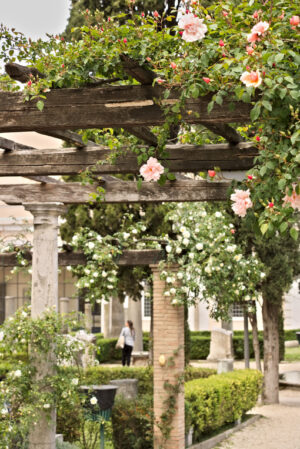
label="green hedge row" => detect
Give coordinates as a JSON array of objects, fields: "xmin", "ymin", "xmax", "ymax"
[
  {"xmin": 95, "ymin": 334, "xmax": 264, "ymax": 362},
  {"xmin": 185, "ymin": 369, "xmax": 263, "ymax": 442},
  {"xmin": 111, "ymin": 369, "xmax": 263, "ymax": 449}
]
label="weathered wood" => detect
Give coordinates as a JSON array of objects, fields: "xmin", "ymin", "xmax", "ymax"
[
  {"xmin": 0, "ymin": 249, "xmax": 164, "ymax": 267},
  {"xmin": 0, "ymin": 86, "xmax": 251, "ymax": 132},
  {"xmin": 0, "ymin": 180, "xmax": 230, "ymax": 204},
  {"xmin": 0, "ymin": 142, "xmax": 257, "ymax": 176},
  {"xmin": 202, "ymin": 124, "xmax": 244, "ymax": 144},
  {"xmin": 120, "ymin": 54, "xmax": 157, "ymax": 85},
  {"xmin": 24, "ymin": 176, "xmax": 63, "ymax": 184},
  {"xmin": 36, "ymin": 130, "xmax": 93, "ymax": 148},
  {"xmin": 5, "ymin": 62, "xmax": 46, "ymax": 83},
  {"xmin": 123, "ymin": 127, "xmax": 158, "ymax": 146},
  {"xmin": 0, "ymin": 136, "xmax": 33, "ymax": 151}
]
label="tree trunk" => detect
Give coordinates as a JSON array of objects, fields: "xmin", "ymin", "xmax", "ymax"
[
  {"xmin": 249, "ymin": 309, "xmax": 262, "ymax": 372},
  {"xmin": 243, "ymin": 308, "xmax": 250, "ymax": 369},
  {"xmin": 262, "ymin": 297, "xmax": 280, "ymax": 404}
]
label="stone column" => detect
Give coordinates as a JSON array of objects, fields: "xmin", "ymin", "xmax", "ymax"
[
  {"xmin": 24, "ymin": 202, "xmax": 65, "ymax": 449},
  {"xmin": 59, "ymin": 297, "xmax": 69, "ymax": 315},
  {"xmin": 109, "ymin": 296, "xmax": 125, "ymax": 338},
  {"xmin": 5, "ymin": 296, "xmax": 17, "ymax": 319},
  {"xmin": 85, "ymin": 302, "xmax": 93, "ymax": 333},
  {"xmin": 127, "ymin": 297, "xmax": 143, "ymax": 352},
  {"xmin": 101, "ymin": 300, "xmax": 110, "ymax": 337},
  {"xmin": 151, "ymin": 265, "xmax": 185, "ymax": 449}
]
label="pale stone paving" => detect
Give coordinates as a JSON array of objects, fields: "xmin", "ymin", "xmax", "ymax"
[{"xmin": 216, "ymin": 389, "xmax": 300, "ymax": 449}]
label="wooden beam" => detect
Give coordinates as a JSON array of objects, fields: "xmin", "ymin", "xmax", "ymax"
[
  {"xmin": 0, "ymin": 142, "xmax": 257, "ymax": 176},
  {"xmin": 0, "ymin": 179, "xmax": 230, "ymax": 204},
  {"xmin": 202, "ymin": 124, "xmax": 244, "ymax": 144},
  {"xmin": 0, "ymin": 136, "xmax": 33, "ymax": 151},
  {"xmin": 0, "ymin": 85, "xmax": 251, "ymax": 133},
  {"xmin": 0, "ymin": 249, "xmax": 164, "ymax": 267},
  {"xmin": 5, "ymin": 62, "xmax": 46, "ymax": 83},
  {"xmin": 120, "ymin": 54, "xmax": 157, "ymax": 85}
]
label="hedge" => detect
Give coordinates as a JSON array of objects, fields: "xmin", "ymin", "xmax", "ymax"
[
  {"xmin": 111, "ymin": 369, "xmax": 263, "ymax": 449},
  {"xmin": 185, "ymin": 369, "xmax": 263, "ymax": 441}
]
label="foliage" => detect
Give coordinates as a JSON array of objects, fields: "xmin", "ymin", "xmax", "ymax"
[
  {"xmin": 0, "ymin": 307, "xmax": 86, "ymax": 448},
  {"xmin": 112, "ymin": 394, "xmax": 153, "ymax": 449},
  {"xmin": 185, "ymin": 369, "xmax": 263, "ymax": 442},
  {"xmin": 284, "ymin": 346, "xmax": 300, "ymax": 362}
]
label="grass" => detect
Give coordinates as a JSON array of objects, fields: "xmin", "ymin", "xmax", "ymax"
[{"xmin": 285, "ymin": 345, "xmax": 300, "ymax": 362}]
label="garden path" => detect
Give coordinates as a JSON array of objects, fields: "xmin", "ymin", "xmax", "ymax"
[{"xmin": 215, "ymin": 388, "xmax": 300, "ymax": 449}]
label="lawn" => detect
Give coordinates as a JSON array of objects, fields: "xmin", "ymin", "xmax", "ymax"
[{"xmin": 285, "ymin": 346, "xmax": 300, "ymax": 362}]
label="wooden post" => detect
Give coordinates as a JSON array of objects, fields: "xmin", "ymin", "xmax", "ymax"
[
  {"xmin": 151, "ymin": 265, "xmax": 185, "ymax": 449},
  {"xmin": 24, "ymin": 202, "xmax": 65, "ymax": 449}
]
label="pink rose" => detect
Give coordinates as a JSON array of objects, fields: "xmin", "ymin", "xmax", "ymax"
[
  {"xmin": 140, "ymin": 157, "xmax": 164, "ymax": 182},
  {"xmin": 246, "ymin": 46, "xmax": 254, "ymax": 55},
  {"xmin": 240, "ymin": 70, "xmax": 262, "ymax": 88},
  {"xmin": 203, "ymin": 77, "xmax": 211, "ymax": 84},
  {"xmin": 251, "ymin": 21, "xmax": 269, "ymax": 35},
  {"xmin": 230, "ymin": 189, "xmax": 253, "ymax": 217},
  {"xmin": 290, "ymin": 16, "xmax": 300, "ymax": 27},
  {"xmin": 283, "ymin": 187, "xmax": 300, "ymax": 210},
  {"xmin": 247, "ymin": 33, "xmax": 259, "ymax": 43},
  {"xmin": 178, "ymin": 13, "xmax": 207, "ymax": 42},
  {"xmin": 170, "ymin": 62, "xmax": 177, "ymax": 69}
]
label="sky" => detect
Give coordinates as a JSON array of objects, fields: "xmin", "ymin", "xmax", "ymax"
[{"xmin": 1, "ymin": 0, "xmax": 71, "ymax": 40}]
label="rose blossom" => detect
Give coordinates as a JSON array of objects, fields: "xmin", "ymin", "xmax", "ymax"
[
  {"xmin": 240, "ymin": 70, "xmax": 262, "ymax": 88},
  {"xmin": 140, "ymin": 157, "xmax": 164, "ymax": 182},
  {"xmin": 283, "ymin": 187, "xmax": 300, "ymax": 210},
  {"xmin": 290, "ymin": 16, "xmax": 300, "ymax": 26},
  {"xmin": 246, "ymin": 46, "xmax": 254, "ymax": 55},
  {"xmin": 178, "ymin": 13, "xmax": 207, "ymax": 42},
  {"xmin": 247, "ymin": 32, "xmax": 259, "ymax": 43},
  {"xmin": 251, "ymin": 21, "xmax": 269, "ymax": 35},
  {"xmin": 230, "ymin": 189, "xmax": 253, "ymax": 217}
]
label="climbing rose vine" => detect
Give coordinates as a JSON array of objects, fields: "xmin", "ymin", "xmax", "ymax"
[{"xmin": 0, "ymin": 0, "xmax": 299, "ymax": 239}]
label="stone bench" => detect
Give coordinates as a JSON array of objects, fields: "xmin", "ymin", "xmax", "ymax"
[{"xmin": 131, "ymin": 351, "xmax": 149, "ymax": 366}]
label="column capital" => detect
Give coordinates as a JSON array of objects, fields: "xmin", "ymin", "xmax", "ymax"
[{"xmin": 24, "ymin": 203, "xmax": 66, "ymax": 225}]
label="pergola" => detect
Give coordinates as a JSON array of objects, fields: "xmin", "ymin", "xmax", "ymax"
[{"xmin": 0, "ymin": 57, "xmax": 255, "ymax": 449}]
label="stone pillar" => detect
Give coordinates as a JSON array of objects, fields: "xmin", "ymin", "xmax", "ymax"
[
  {"xmin": 60, "ymin": 297, "xmax": 69, "ymax": 315},
  {"xmin": 151, "ymin": 265, "xmax": 185, "ymax": 449},
  {"xmin": 110, "ymin": 296, "xmax": 125, "ymax": 337},
  {"xmin": 5, "ymin": 296, "xmax": 17, "ymax": 319},
  {"xmin": 194, "ymin": 303, "xmax": 200, "ymax": 331},
  {"xmin": 127, "ymin": 297, "xmax": 143, "ymax": 352},
  {"xmin": 101, "ymin": 300, "xmax": 110, "ymax": 337},
  {"xmin": 85, "ymin": 303, "xmax": 93, "ymax": 333},
  {"xmin": 24, "ymin": 202, "xmax": 65, "ymax": 449}
]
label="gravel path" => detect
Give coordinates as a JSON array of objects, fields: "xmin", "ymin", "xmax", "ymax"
[{"xmin": 216, "ymin": 389, "xmax": 300, "ymax": 449}]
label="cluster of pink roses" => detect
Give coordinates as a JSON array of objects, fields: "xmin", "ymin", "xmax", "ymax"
[
  {"xmin": 230, "ymin": 189, "xmax": 253, "ymax": 217},
  {"xmin": 283, "ymin": 187, "xmax": 300, "ymax": 211}
]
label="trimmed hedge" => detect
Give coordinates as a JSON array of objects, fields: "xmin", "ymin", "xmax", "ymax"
[
  {"xmin": 185, "ymin": 369, "xmax": 263, "ymax": 441},
  {"xmin": 111, "ymin": 369, "xmax": 263, "ymax": 449}
]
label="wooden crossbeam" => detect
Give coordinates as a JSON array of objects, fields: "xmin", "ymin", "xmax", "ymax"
[
  {"xmin": 0, "ymin": 249, "xmax": 164, "ymax": 267},
  {"xmin": 0, "ymin": 142, "xmax": 257, "ymax": 176},
  {"xmin": 0, "ymin": 85, "xmax": 251, "ymax": 133},
  {"xmin": 0, "ymin": 179, "xmax": 230, "ymax": 204}
]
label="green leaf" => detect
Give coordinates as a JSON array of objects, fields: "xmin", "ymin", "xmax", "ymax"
[
  {"xmin": 278, "ymin": 178, "xmax": 286, "ymax": 190},
  {"xmin": 137, "ymin": 178, "xmax": 142, "ymax": 190},
  {"xmin": 262, "ymin": 100, "xmax": 272, "ymax": 111},
  {"xmin": 250, "ymin": 104, "xmax": 261, "ymax": 122},
  {"xmin": 207, "ymin": 101, "xmax": 214, "ymax": 114},
  {"xmin": 260, "ymin": 165, "xmax": 267, "ymax": 177},
  {"xmin": 167, "ymin": 173, "xmax": 176, "ymax": 181},
  {"xmin": 279, "ymin": 222, "xmax": 288, "ymax": 233},
  {"xmin": 260, "ymin": 223, "xmax": 269, "ymax": 235},
  {"xmin": 291, "ymin": 130, "xmax": 300, "ymax": 145},
  {"xmin": 36, "ymin": 100, "xmax": 44, "ymax": 112},
  {"xmin": 290, "ymin": 228, "xmax": 298, "ymax": 241},
  {"xmin": 275, "ymin": 53, "xmax": 284, "ymax": 63}
]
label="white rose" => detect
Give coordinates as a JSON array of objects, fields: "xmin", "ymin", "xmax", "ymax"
[
  {"xmin": 183, "ymin": 238, "xmax": 189, "ymax": 246},
  {"xmin": 66, "ymin": 265, "xmax": 72, "ymax": 271},
  {"xmin": 189, "ymin": 253, "xmax": 195, "ymax": 259},
  {"xmin": 93, "ymin": 272, "xmax": 99, "ymax": 278},
  {"xmin": 123, "ymin": 232, "xmax": 130, "ymax": 240},
  {"xmin": 0, "ymin": 331, "xmax": 4, "ymax": 342},
  {"xmin": 132, "ymin": 229, "xmax": 138, "ymax": 234},
  {"xmin": 90, "ymin": 396, "xmax": 98, "ymax": 405},
  {"xmin": 97, "ymin": 235, "xmax": 102, "ymax": 242},
  {"xmin": 43, "ymin": 404, "xmax": 51, "ymax": 409},
  {"xmin": 164, "ymin": 291, "xmax": 170, "ymax": 297},
  {"xmin": 196, "ymin": 243, "xmax": 203, "ymax": 251},
  {"xmin": 234, "ymin": 254, "xmax": 242, "ymax": 262},
  {"xmin": 71, "ymin": 378, "xmax": 79, "ymax": 385},
  {"xmin": 183, "ymin": 231, "xmax": 190, "ymax": 239},
  {"xmin": 102, "ymin": 271, "xmax": 108, "ymax": 278},
  {"xmin": 166, "ymin": 277, "xmax": 173, "ymax": 284},
  {"xmin": 13, "ymin": 370, "xmax": 22, "ymax": 378},
  {"xmin": 1, "ymin": 408, "xmax": 8, "ymax": 415},
  {"xmin": 204, "ymin": 266, "xmax": 211, "ymax": 274},
  {"xmin": 170, "ymin": 288, "xmax": 176, "ymax": 295},
  {"xmin": 177, "ymin": 272, "xmax": 183, "ymax": 280},
  {"xmin": 176, "ymin": 247, "xmax": 182, "ymax": 254},
  {"xmin": 84, "ymin": 268, "xmax": 90, "ymax": 275},
  {"xmin": 215, "ymin": 212, "xmax": 222, "ymax": 218},
  {"xmin": 87, "ymin": 242, "xmax": 95, "ymax": 250},
  {"xmin": 107, "ymin": 285, "xmax": 114, "ymax": 289},
  {"xmin": 165, "ymin": 245, "xmax": 172, "ymax": 253},
  {"xmin": 260, "ymin": 272, "xmax": 265, "ymax": 278}
]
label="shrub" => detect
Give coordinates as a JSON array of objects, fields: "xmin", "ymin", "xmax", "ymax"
[
  {"xmin": 112, "ymin": 395, "xmax": 153, "ymax": 449},
  {"xmin": 95, "ymin": 336, "xmax": 149, "ymax": 363},
  {"xmin": 185, "ymin": 369, "xmax": 263, "ymax": 442}
]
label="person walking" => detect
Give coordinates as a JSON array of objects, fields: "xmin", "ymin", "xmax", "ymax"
[{"xmin": 119, "ymin": 320, "xmax": 135, "ymax": 366}]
